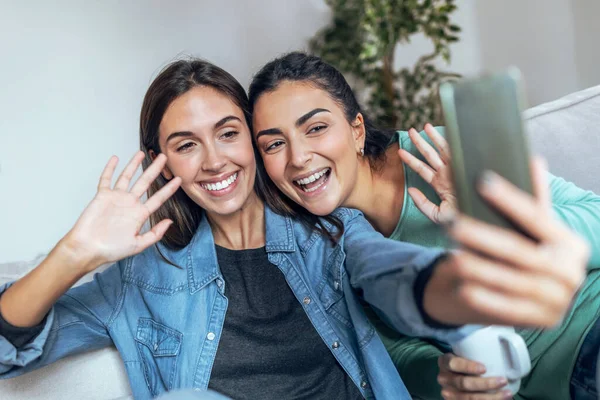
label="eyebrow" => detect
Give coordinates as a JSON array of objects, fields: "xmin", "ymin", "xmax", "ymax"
[
  {"xmin": 214, "ymin": 115, "xmax": 241, "ymax": 129},
  {"xmin": 296, "ymin": 108, "xmax": 330, "ymax": 127},
  {"xmin": 255, "ymin": 108, "xmax": 330, "ymax": 140},
  {"xmin": 165, "ymin": 115, "xmax": 242, "ymax": 143},
  {"xmin": 165, "ymin": 131, "xmax": 194, "ymax": 143}
]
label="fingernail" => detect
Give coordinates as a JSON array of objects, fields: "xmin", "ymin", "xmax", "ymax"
[
  {"xmin": 479, "ymin": 170, "xmax": 497, "ymax": 187},
  {"xmin": 502, "ymin": 389, "xmax": 513, "ymax": 399},
  {"xmin": 496, "ymin": 377, "xmax": 508, "ymax": 385},
  {"xmin": 475, "ymin": 365, "xmax": 486, "ymax": 374}
]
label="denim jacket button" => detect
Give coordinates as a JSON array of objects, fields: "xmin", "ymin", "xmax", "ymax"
[
  {"xmin": 303, "ymin": 296, "xmax": 311, "ymax": 305},
  {"xmin": 216, "ymin": 279, "xmax": 223, "ymax": 288},
  {"xmin": 360, "ymin": 381, "xmax": 368, "ymax": 389},
  {"xmin": 206, "ymin": 332, "xmax": 216, "ymax": 341},
  {"xmin": 332, "ymin": 341, "xmax": 340, "ymax": 349},
  {"xmin": 334, "ymin": 281, "xmax": 340, "ymax": 290}
]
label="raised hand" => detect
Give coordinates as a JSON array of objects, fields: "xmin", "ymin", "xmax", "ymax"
[
  {"xmin": 425, "ymin": 157, "xmax": 589, "ymax": 328},
  {"xmin": 398, "ymin": 123, "xmax": 457, "ymax": 224},
  {"xmin": 62, "ymin": 152, "xmax": 182, "ymax": 270}
]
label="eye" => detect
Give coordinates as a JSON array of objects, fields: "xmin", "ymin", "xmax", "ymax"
[
  {"xmin": 220, "ymin": 131, "xmax": 239, "ymax": 140},
  {"xmin": 265, "ymin": 140, "xmax": 285, "ymax": 152},
  {"xmin": 308, "ymin": 125, "xmax": 327, "ymax": 134},
  {"xmin": 176, "ymin": 142, "xmax": 195, "ymax": 152}
]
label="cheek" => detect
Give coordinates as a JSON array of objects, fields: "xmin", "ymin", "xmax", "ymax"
[
  {"xmin": 166, "ymin": 156, "xmax": 199, "ymax": 182},
  {"xmin": 262, "ymin": 154, "xmax": 285, "ymax": 181},
  {"xmin": 224, "ymin": 140, "xmax": 257, "ymax": 174},
  {"xmin": 318, "ymin": 128, "xmax": 355, "ymax": 164}
]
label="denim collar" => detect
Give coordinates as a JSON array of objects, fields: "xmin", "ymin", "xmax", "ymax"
[
  {"xmin": 157, "ymin": 205, "xmax": 297, "ymax": 294},
  {"xmin": 264, "ymin": 205, "xmax": 296, "ymax": 254}
]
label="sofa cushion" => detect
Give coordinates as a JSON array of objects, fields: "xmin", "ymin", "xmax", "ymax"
[{"xmin": 524, "ymin": 84, "xmax": 600, "ymax": 194}]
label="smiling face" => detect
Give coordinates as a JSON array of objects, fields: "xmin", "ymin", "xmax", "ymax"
[
  {"xmin": 252, "ymin": 81, "xmax": 365, "ymax": 216},
  {"xmin": 158, "ymin": 86, "xmax": 257, "ymax": 218}
]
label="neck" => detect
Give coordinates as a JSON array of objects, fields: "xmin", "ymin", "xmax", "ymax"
[
  {"xmin": 345, "ymin": 144, "xmax": 405, "ymax": 237},
  {"xmin": 206, "ymin": 192, "xmax": 266, "ymax": 250}
]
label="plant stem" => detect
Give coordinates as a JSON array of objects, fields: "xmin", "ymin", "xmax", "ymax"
[{"xmin": 382, "ymin": 47, "xmax": 397, "ymax": 127}]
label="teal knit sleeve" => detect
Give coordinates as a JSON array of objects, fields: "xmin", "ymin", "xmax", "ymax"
[{"xmin": 548, "ymin": 173, "xmax": 600, "ymax": 269}]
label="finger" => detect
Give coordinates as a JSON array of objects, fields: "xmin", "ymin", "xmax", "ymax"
[
  {"xmin": 98, "ymin": 156, "xmax": 118, "ymax": 190},
  {"xmin": 439, "ymin": 373, "xmax": 508, "ymax": 393},
  {"xmin": 449, "ymin": 216, "xmax": 581, "ymax": 291},
  {"xmin": 399, "ymin": 148, "xmax": 435, "ymax": 183},
  {"xmin": 456, "ymin": 282, "xmax": 565, "ymax": 327},
  {"xmin": 424, "ymin": 123, "xmax": 451, "ymax": 163},
  {"xmin": 409, "ymin": 127, "xmax": 445, "ymax": 170},
  {"xmin": 449, "ymin": 216, "xmax": 541, "ymax": 270},
  {"xmin": 409, "ymin": 187, "xmax": 440, "ymax": 223},
  {"xmin": 441, "ymin": 388, "xmax": 512, "ymax": 400},
  {"xmin": 135, "ymin": 219, "xmax": 173, "ymax": 252},
  {"xmin": 144, "ymin": 176, "xmax": 182, "ymax": 214},
  {"xmin": 531, "ymin": 156, "xmax": 552, "ymax": 214},
  {"xmin": 477, "ymin": 170, "xmax": 567, "ymax": 242},
  {"xmin": 114, "ymin": 151, "xmax": 145, "ymax": 191},
  {"xmin": 439, "ymin": 353, "xmax": 486, "ymax": 375},
  {"xmin": 450, "ymin": 250, "xmax": 572, "ymax": 313},
  {"xmin": 130, "ymin": 153, "xmax": 168, "ymax": 197}
]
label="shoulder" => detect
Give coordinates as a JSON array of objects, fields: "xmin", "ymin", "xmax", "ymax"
[{"xmin": 124, "ymin": 243, "xmax": 191, "ymax": 294}]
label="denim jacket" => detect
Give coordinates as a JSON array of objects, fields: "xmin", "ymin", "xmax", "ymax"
[{"xmin": 0, "ymin": 206, "xmax": 473, "ymax": 399}]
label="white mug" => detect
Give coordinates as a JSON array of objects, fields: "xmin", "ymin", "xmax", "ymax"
[{"xmin": 450, "ymin": 326, "xmax": 532, "ymax": 394}]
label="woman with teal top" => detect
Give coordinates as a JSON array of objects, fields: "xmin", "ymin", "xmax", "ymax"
[{"xmin": 249, "ymin": 52, "xmax": 599, "ymax": 400}]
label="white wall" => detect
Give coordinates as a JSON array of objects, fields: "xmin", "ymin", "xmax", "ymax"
[
  {"xmin": 473, "ymin": 0, "xmax": 580, "ymax": 107},
  {"xmin": 1, "ymin": 0, "xmax": 598, "ymax": 263},
  {"xmin": 0, "ymin": 0, "xmax": 330, "ymax": 263},
  {"xmin": 572, "ymin": 0, "xmax": 600, "ymax": 90}
]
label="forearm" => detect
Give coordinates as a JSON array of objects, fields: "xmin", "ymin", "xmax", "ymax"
[{"xmin": 0, "ymin": 238, "xmax": 100, "ymax": 328}]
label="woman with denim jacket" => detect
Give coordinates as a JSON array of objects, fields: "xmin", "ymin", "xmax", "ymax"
[
  {"xmin": 0, "ymin": 59, "xmax": 588, "ymax": 400},
  {"xmin": 248, "ymin": 52, "xmax": 599, "ymax": 400}
]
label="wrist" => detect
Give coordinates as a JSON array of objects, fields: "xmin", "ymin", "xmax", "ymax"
[
  {"xmin": 423, "ymin": 256, "xmax": 464, "ymax": 326},
  {"xmin": 57, "ymin": 233, "xmax": 105, "ymax": 274}
]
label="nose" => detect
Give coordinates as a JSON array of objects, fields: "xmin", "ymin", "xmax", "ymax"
[
  {"xmin": 201, "ymin": 145, "xmax": 227, "ymax": 173},
  {"xmin": 289, "ymin": 138, "xmax": 313, "ymax": 169}
]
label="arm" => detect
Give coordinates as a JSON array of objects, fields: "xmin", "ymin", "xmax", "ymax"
[
  {"xmin": 548, "ymin": 173, "xmax": 600, "ymax": 268},
  {"xmin": 0, "ymin": 152, "xmax": 180, "ymax": 377},
  {"xmin": 342, "ymin": 157, "xmax": 588, "ymax": 332},
  {"xmin": 0, "ymin": 261, "xmax": 124, "ymax": 377},
  {"xmin": 340, "ymin": 209, "xmax": 477, "ymax": 343}
]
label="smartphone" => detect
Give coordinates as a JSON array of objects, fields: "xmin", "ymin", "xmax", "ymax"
[{"xmin": 439, "ymin": 68, "xmax": 534, "ymax": 233}]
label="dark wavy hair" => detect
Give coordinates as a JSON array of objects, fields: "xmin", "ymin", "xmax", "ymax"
[
  {"xmin": 140, "ymin": 58, "xmax": 342, "ymax": 249},
  {"xmin": 248, "ymin": 52, "xmax": 395, "ymax": 171}
]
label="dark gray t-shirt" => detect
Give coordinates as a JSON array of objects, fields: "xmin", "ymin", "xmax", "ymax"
[{"xmin": 208, "ymin": 245, "xmax": 363, "ymax": 400}]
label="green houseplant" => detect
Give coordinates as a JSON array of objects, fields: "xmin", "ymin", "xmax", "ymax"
[{"xmin": 310, "ymin": 0, "xmax": 461, "ymax": 128}]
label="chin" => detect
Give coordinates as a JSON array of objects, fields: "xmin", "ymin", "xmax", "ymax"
[{"xmin": 300, "ymin": 201, "xmax": 337, "ymax": 217}]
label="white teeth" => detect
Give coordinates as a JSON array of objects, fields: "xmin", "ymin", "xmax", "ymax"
[
  {"xmin": 295, "ymin": 169, "xmax": 328, "ymax": 185},
  {"xmin": 201, "ymin": 172, "xmax": 238, "ymax": 191}
]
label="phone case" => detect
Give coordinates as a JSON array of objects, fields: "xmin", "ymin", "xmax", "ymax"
[{"xmin": 439, "ymin": 68, "xmax": 534, "ymax": 233}]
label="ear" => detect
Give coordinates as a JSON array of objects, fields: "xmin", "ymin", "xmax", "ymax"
[
  {"xmin": 149, "ymin": 149, "xmax": 174, "ymax": 180},
  {"xmin": 351, "ymin": 113, "xmax": 366, "ymax": 153}
]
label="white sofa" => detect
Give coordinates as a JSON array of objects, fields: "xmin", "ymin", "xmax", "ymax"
[{"xmin": 0, "ymin": 85, "xmax": 599, "ymax": 400}]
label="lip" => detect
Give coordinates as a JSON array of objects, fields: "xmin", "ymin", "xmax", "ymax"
[
  {"xmin": 291, "ymin": 169, "xmax": 331, "ymax": 199},
  {"xmin": 199, "ymin": 171, "xmax": 238, "ymax": 184},
  {"xmin": 197, "ymin": 171, "xmax": 240, "ymax": 197},
  {"xmin": 292, "ymin": 167, "xmax": 331, "ymax": 183}
]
